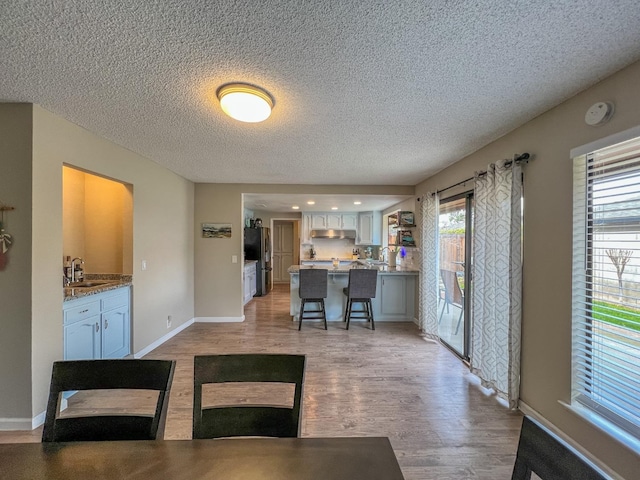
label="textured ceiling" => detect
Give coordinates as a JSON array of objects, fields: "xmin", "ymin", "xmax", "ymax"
[{"xmin": 2, "ymin": 1, "xmax": 640, "ymax": 186}]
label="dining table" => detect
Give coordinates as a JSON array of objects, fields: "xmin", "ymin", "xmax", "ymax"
[{"xmin": 0, "ymin": 436, "xmax": 405, "ymax": 479}]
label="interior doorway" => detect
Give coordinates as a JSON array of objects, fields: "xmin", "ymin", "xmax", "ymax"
[
  {"xmin": 272, "ymin": 220, "xmax": 299, "ymax": 284},
  {"xmin": 437, "ymin": 192, "xmax": 472, "ymax": 359}
]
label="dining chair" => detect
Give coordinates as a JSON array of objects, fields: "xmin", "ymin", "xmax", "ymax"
[
  {"xmin": 438, "ymin": 269, "xmax": 464, "ymax": 335},
  {"xmin": 343, "ymin": 268, "xmax": 378, "ymax": 330},
  {"xmin": 511, "ymin": 416, "xmax": 607, "ymax": 480},
  {"xmin": 193, "ymin": 354, "xmax": 306, "ymax": 439},
  {"xmin": 298, "ymin": 268, "xmax": 328, "ymax": 330},
  {"xmin": 42, "ymin": 359, "xmax": 176, "ymax": 442}
]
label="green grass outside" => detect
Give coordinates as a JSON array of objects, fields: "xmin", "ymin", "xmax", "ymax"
[{"xmin": 592, "ymin": 301, "xmax": 640, "ymax": 332}]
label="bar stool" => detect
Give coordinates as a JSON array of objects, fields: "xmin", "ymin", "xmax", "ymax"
[
  {"xmin": 343, "ymin": 269, "xmax": 378, "ymax": 330},
  {"xmin": 298, "ymin": 268, "xmax": 328, "ymax": 330}
]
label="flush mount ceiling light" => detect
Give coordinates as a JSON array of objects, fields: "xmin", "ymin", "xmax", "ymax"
[
  {"xmin": 292, "ymin": 205, "xmax": 300, "ymax": 210},
  {"xmin": 216, "ymin": 83, "xmax": 274, "ymax": 123}
]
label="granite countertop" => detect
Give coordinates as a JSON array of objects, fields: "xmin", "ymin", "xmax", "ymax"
[
  {"xmin": 301, "ymin": 257, "xmax": 356, "ymax": 262},
  {"xmin": 64, "ymin": 274, "xmax": 133, "ymax": 302},
  {"xmin": 288, "ymin": 262, "xmax": 419, "ymax": 275}
]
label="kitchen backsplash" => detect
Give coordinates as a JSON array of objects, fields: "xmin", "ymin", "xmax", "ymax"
[{"xmin": 301, "ymin": 239, "xmax": 381, "ymax": 260}]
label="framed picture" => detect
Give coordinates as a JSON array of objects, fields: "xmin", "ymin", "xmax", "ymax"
[
  {"xmin": 399, "ymin": 211, "xmax": 415, "ymax": 226},
  {"xmin": 202, "ymin": 223, "xmax": 232, "ymax": 238}
]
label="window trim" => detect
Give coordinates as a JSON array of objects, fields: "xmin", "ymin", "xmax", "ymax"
[{"xmin": 570, "ymin": 127, "xmax": 640, "ymax": 452}]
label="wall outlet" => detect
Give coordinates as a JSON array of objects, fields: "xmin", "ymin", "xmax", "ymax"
[
  {"xmin": 232, "ymin": 255, "xmax": 238, "ymax": 263},
  {"xmin": 167, "ymin": 315, "xmax": 172, "ymax": 328}
]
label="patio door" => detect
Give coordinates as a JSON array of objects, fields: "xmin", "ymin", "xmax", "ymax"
[{"xmin": 438, "ymin": 193, "xmax": 473, "ymax": 359}]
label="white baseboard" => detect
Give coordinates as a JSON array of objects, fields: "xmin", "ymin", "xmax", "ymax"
[
  {"xmin": 518, "ymin": 401, "xmax": 622, "ymax": 480},
  {"xmin": 32, "ymin": 410, "xmax": 46, "ymax": 429},
  {"xmin": 195, "ymin": 316, "xmax": 245, "ymax": 323},
  {"xmin": 134, "ymin": 318, "xmax": 195, "ymax": 358},
  {"xmin": 0, "ymin": 417, "xmax": 34, "ymax": 430}
]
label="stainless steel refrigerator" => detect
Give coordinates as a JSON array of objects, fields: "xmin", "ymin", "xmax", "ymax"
[{"xmin": 244, "ymin": 227, "xmax": 272, "ymax": 296}]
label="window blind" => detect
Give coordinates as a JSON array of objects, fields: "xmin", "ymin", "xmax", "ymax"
[{"xmin": 572, "ymin": 135, "xmax": 640, "ymax": 440}]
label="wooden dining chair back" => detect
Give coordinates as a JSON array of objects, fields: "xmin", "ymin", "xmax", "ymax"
[
  {"xmin": 42, "ymin": 359, "xmax": 176, "ymax": 442},
  {"xmin": 511, "ymin": 416, "xmax": 607, "ymax": 480},
  {"xmin": 298, "ymin": 268, "xmax": 329, "ymax": 330},
  {"xmin": 343, "ymin": 268, "xmax": 378, "ymax": 330},
  {"xmin": 193, "ymin": 354, "xmax": 306, "ymax": 439}
]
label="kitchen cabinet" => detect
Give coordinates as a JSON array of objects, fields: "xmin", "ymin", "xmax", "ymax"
[
  {"xmin": 301, "ymin": 214, "xmax": 312, "ymax": 244},
  {"xmin": 244, "ymin": 262, "xmax": 257, "ymax": 305},
  {"xmin": 311, "ymin": 214, "xmax": 328, "ymax": 229},
  {"xmin": 63, "ymin": 287, "xmax": 130, "ymax": 360},
  {"xmin": 327, "ymin": 214, "xmax": 342, "ymax": 229},
  {"xmin": 378, "ymin": 275, "xmax": 415, "ymax": 319},
  {"xmin": 341, "ymin": 214, "xmax": 358, "ymax": 230},
  {"xmin": 357, "ymin": 211, "xmax": 382, "ymax": 245}
]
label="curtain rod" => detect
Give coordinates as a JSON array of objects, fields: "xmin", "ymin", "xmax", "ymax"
[{"xmin": 419, "ymin": 153, "xmax": 531, "ymax": 199}]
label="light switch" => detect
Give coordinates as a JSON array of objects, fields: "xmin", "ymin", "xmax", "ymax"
[
  {"xmin": 141, "ymin": 260, "xmax": 147, "ymax": 270},
  {"xmin": 232, "ymin": 255, "xmax": 238, "ymax": 264}
]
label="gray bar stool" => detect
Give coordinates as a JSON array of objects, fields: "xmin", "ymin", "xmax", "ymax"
[
  {"xmin": 343, "ymin": 269, "xmax": 378, "ymax": 330},
  {"xmin": 298, "ymin": 268, "xmax": 328, "ymax": 330}
]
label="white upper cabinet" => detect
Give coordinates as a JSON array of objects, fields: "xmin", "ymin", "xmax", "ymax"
[
  {"xmin": 357, "ymin": 211, "xmax": 382, "ymax": 245},
  {"xmin": 301, "ymin": 214, "xmax": 312, "ymax": 244},
  {"xmin": 341, "ymin": 214, "xmax": 358, "ymax": 230},
  {"xmin": 311, "ymin": 214, "xmax": 328, "ymax": 229},
  {"xmin": 326, "ymin": 214, "xmax": 342, "ymax": 229}
]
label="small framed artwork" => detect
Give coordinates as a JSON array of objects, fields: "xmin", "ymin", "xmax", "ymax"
[{"xmin": 202, "ymin": 223, "xmax": 232, "ymax": 238}]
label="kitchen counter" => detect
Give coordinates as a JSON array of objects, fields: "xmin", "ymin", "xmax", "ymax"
[
  {"xmin": 289, "ymin": 263, "xmax": 418, "ymax": 323},
  {"xmin": 64, "ymin": 274, "xmax": 133, "ymax": 301},
  {"xmin": 288, "ymin": 262, "xmax": 419, "ymax": 275}
]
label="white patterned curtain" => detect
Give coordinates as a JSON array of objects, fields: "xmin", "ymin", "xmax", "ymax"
[
  {"xmin": 419, "ymin": 191, "xmax": 439, "ymax": 339},
  {"xmin": 470, "ymin": 160, "xmax": 523, "ymax": 409}
]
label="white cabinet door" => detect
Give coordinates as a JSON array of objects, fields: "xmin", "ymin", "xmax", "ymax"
[
  {"xmin": 326, "ymin": 214, "xmax": 342, "ymax": 229},
  {"xmin": 244, "ymin": 264, "xmax": 256, "ymax": 304},
  {"xmin": 102, "ymin": 306, "xmax": 129, "ymax": 359},
  {"xmin": 301, "ymin": 214, "xmax": 312, "ymax": 244},
  {"xmin": 357, "ymin": 211, "xmax": 382, "ymax": 245},
  {"xmin": 64, "ymin": 316, "xmax": 101, "ymax": 360},
  {"xmin": 341, "ymin": 214, "xmax": 358, "ymax": 229},
  {"xmin": 311, "ymin": 214, "xmax": 328, "ymax": 229},
  {"xmin": 358, "ymin": 212, "xmax": 374, "ymax": 244},
  {"xmin": 250, "ymin": 269, "xmax": 257, "ymax": 297}
]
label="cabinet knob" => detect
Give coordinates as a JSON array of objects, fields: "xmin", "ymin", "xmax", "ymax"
[
  {"xmin": 95, "ymin": 322, "xmax": 99, "ymax": 332},
  {"xmin": 104, "ymin": 319, "xmax": 109, "ymax": 329}
]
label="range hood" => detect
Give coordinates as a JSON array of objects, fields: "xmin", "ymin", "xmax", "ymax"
[{"xmin": 310, "ymin": 229, "xmax": 356, "ymax": 239}]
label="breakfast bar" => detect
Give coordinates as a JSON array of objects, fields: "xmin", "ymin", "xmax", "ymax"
[{"xmin": 288, "ymin": 262, "xmax": 419, "ymax": 323}]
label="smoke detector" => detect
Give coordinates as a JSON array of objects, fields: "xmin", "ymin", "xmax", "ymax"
[{"xmin": 585, "ymin": 102, "xmax": 614, "ymax": 126}]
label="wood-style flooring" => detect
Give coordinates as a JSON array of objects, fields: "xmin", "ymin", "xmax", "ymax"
[{"xmin": 0, "ymin": 284, "xmax": 524, "ymax": 479}]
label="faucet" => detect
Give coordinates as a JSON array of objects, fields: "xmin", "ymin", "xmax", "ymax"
[{"xmin": 71, "ymin": 257, "xmax": 84, "ymax": 283}]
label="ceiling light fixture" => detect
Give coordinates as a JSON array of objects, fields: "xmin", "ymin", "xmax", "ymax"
[
  {"xmin": 353, "ymin": 201, "xmax": 362, "ymax": 205},
  {"xmin": 331, "ymin": 207, "xmax": 338, "ymax": 210},
  {"xmin": 292, "ymin": 205, "xmax": 300, "ymax": 210},
  {"xmin": 216, "ymin": 83, "xmax": 274, "ymax": 123},
  {"xmin": 307, "ymin": 201, "xmax": 315, "ymax": 205}
]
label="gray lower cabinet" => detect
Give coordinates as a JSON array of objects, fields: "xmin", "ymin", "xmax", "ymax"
[
  {"xmin": 375, "ymin": 275, "xmax": 416, "ymax": 321},
  {"xmin": 63, "ymin": 287, "xmax": 131, "ymax": 360}
]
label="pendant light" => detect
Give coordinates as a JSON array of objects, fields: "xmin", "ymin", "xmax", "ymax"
[{"xmin": 217, "ymin": 83, "xmax": 274, "ymax": 123}]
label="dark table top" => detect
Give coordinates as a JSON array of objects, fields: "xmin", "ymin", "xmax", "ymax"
[{"xmin": 0, "ymin": 436, "xmax": 405, "ymax": 480}]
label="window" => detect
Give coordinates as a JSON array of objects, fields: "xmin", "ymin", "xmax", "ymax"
[{"xmin": 572, "ymin": 131, "xmax": 640, "ymax": 441}]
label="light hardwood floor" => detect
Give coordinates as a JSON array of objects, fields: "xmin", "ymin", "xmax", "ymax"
[{"xmin": 0, "ymin": 284, "xmax": 523, "ymax": 479}]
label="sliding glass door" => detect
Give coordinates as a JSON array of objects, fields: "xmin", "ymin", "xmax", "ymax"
[{"xmin": 438, "ymin": 193, "xmax": 472, "ymax": 359}]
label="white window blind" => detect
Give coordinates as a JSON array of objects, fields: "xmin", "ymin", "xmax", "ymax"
[{"xmin": 572, "ymin": 134, "xmax": 640, "ymax": 440}]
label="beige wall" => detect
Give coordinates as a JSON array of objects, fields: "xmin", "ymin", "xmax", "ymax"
[
  {"xmin": 0, "ymin": 104, "xmax": 33, "ymax": 421},
  {"xmin": 0, "ymin": 104, "xmax": 195, "ymax": 421},
  {"xmin": 195, "ymin": 184, "xmax": 413, "ymax": 318},
  {"xmin": 415, "ymin": 60, "xmax": 640, "ymax": 479}
]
